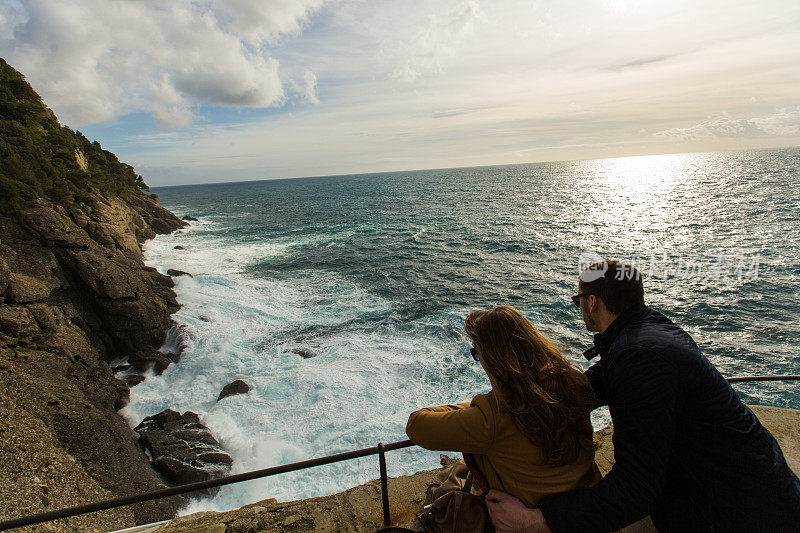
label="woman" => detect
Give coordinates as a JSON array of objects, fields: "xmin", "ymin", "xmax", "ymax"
[{"xmin": 406, "ymin": 306, "xmax": 599, "ymax": 508}]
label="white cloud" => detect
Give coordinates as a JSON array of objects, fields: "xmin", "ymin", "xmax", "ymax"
[
  {"xmin": 209, "ymin": 0, "xmax": 330, "ymax": 43},
  {"xmin": 109, "ymin": 0, "xmax": 800, "ymax": 185},
  {"xmin": 300, "ymin": 69, "xmax": 320, "ymax": 104},
  {"xmin": 390, "ymin": 0, "xmax": 486, "ymax": 82},
  {"xmin": 151, "ymin": 104, "xmax": 194, "ymax": 131},
  {"xmin": 0, "ymin": 0, "xmax": 329, "ymax": 128},
  {"xmin": 654, "ymin": 108, "xmax": 800, "ymax": 140},
  {"xmin": 5, "ymin": 0, "xmax": 799, "ymax": 184}
]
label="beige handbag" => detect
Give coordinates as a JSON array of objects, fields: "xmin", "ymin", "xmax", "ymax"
[{"xmin": 417, "ymin": 460, "xmax": 494, "ymax": 533}]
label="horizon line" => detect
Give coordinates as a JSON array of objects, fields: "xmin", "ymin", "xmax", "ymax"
[{"xmin": 149, "ymin": 144, "xmax": 800, "ymax": 190}]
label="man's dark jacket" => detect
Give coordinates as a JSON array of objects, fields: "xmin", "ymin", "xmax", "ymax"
[{"xmin": 539, "ymin": 305, "xmax": 800, "ymax": 532}]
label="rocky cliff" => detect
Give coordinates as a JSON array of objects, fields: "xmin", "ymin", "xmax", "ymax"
[{"xmin": 0, "ymin": 59, "xmax": 188, "ymax": 529}]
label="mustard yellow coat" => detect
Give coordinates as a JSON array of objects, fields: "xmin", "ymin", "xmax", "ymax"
[{"xmin": 406, "ymin": 392, "xmax": 600, "ymax": 508}]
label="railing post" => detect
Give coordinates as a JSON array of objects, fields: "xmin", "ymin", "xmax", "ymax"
[{"xmin": 378, "ymin": 442, "xmax": 390, "ymax": 526}]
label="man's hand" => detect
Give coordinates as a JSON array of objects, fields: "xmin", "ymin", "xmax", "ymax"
[{"xmin": 485, "ymin": 490, "xmax": 552, "ymax": 533}]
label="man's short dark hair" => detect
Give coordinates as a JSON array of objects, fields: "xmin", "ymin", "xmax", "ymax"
[{"xmin": 579, "ymin": 260, "xmax": 644, "ymax": 315}]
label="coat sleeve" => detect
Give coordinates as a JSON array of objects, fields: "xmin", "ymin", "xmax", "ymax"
[
  {"xmin": 584, "ymin": 361, "xmax": 608, "ymax": 408},
  {"xmin": 405, "ymin": 395, "xmax": 495, "ymax": 454},
  {"xmin": 539, "ymin": 347, "xmax": 683, "ymax": 533}
]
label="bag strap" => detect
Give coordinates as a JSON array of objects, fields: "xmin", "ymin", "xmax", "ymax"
[
  {"xmin": 463, "ymin": 452, "xmax": 490, "ymax": 493},
  {"xmin": 463, "ymin": 471, "xmax": 473, "ymax": 494}
]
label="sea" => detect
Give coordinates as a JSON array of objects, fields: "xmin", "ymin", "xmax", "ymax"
[{"xmin": 120, "ymin": 148, "xmax": 800, "ymax": 514}]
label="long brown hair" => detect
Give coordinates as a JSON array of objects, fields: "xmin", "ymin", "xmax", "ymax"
[{"xmin": 465, "ymin": 306, "xmax": 595, "ymax": 466}]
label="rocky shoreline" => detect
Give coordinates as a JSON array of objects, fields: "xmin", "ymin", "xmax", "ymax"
[
  {"xmin": 0, "ymin": 190, "xmax": 195, "ymax": 529},
  {"xmin": 0, "ymin": 57, "xmax": 250, "ymax": 530},
  {"xmin": 0, "ymin": 58, "xmax": 255, "ymax": 531}
]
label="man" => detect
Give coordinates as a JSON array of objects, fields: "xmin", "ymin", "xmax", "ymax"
[{"xmin": 487, "ymin": 260, "xmax": 800, "ymax": 532}]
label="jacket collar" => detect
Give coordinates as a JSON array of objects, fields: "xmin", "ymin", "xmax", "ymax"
[{"xmin": 583, "ymin": 304, "xmax": 649, "ymax": 361}]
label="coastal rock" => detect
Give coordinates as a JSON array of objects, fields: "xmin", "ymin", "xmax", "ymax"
[
  {"xmin": 122, "ymin": 374, "xmax": 146, "ymax": 387},
  {"xmin": 135, "ymin": 410, "xmax": 233, "ymax": 487},
  {"xmin": 56, "ymin": 246, "xmax": 180, "ymax": 363},
  {"xmin": 123, "ymin": 193, "xmax": 188, "ymax": 237},
  {"xmin": 26, "ymin": 303, "xmax": 65, "ymax": 333},
  {"xmin": 0, "ymin": 59, "xmax": 187, "ymax": 526},
  {"xmin": 291, "ymin": 348, "xmax": 317, "ymax": 359},
  {"xmin": 62, "ymin": 249, "xmax": 146, "ymax": 299},
  {"xmin": 1, "ymin": 243, "xmax": 64, "ymax": 293},
  {"xmin": 0, "ymin": 387, "xmax": 137, "ymax": 532},
  {"xmin": 6, "ymin": 272, "xmax": 52, "ymax": 303},
  {"xmin": 0, "ymin": 305, "xmax": 39, "ymax": 338},
  {"xmin": 173, "ymin": 245, "xmax": 185, "ymax": 250},
  {"xmin": 88, "ymin": 196, "xmax": 150, "ymax": 255},
  {"xmin": 182, "ymin": 215, "xmax": 200, "ymax": 222},
  {"xmin": 128, "ymin": 349, "xmax": 173, "ymax": 374},
  {"xmin": 218, "ymin": 380, "xmax": 251, "ymax": 401},
  {"xmin": 167, "ymin": 269, "xmax": 193, "ymax": 278},
  {"xmin": 19, "ymin": 203, "xmax": 94, "ymax": 249},
  {"xmin": 0, "ymin": 258, "xmax": 9, "ymax": 295}
]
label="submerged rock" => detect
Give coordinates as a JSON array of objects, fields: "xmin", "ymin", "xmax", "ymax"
[
  {"xmin": 122, "ymin": 374, "xmax": 146, "ymax": 387},
  {"xmin": 166, "ymin": 269, "xmax": 193, "ymax": 278},
  {"xmin": 218, "ymin": 380, "xmax": 251, "ymax": 401},
  {"xmin": 128, "ymin": 349, "xmax": 173, "ymax": 374},
  {"xmin": 173, "ymin": 245, "xmax": 185, "ymax": 250},
  {"xmin": 135, "ymin": 410, "xmax": 232, "ymax": 487},
  {"xmin": 291, "ymin": 348, "xmax": 317, "ymax": 359}
]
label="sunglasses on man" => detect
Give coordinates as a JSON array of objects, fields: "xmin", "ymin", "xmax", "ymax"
[{"xmin": 571, "ymin": 292, "xmax": 594, "ymax": 308}]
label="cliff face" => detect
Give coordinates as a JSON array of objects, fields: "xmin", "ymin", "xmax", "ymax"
[{"xmin": 0, "ymin": 59, "xmax": 188, "ymax": 528}]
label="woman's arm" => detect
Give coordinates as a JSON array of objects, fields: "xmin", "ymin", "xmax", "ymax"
[{"xmin": 405, "ymin": 395, "xmax": 495, "ymax": 453}]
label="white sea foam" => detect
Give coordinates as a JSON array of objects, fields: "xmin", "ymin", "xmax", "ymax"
[
  {"xmin": 126, "ymin": 222, "xmax": 460, "ymax": 512},
  {"xmin": 128, "ymin": 219, "xmax": 612, "ymax": 514}
]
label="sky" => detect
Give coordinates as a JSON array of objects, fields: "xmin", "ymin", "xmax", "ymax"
[{"xmin": 1, "ymin": 0, "xmax": 799, "ymax": 186}]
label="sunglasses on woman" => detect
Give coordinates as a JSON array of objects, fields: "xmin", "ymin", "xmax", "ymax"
[{"xmin": 470, "ymin": 347, "xmax": 479, "ymax": 361}]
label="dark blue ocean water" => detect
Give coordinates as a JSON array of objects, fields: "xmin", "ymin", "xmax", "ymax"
[{"xmin": 129, "ymin": 148, "xmax": 800, "ymax": 512}]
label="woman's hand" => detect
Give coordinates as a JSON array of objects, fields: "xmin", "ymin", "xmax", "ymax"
[{"xmin": 485, "ymin": 490, "xmax": 552, "ymax": 533}]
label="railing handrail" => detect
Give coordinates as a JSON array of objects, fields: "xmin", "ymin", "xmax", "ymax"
[
  {"xmin": 726, "ymin": 375, "xmax": 800, "ymax": 383},
  {"xmin": 0, "ymin": 439, "xmax": 414, "ymax": 531},
  {"xmin": 1, "ymin": 374, "xmax": 799, "ymax": 531}
]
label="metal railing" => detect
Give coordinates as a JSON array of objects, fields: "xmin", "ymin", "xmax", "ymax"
[
  {"xmin": 726, "ymin": 375, "xmax": 800, "ymax": 383},
  {"xmin": 0, "ymin": 439, "xmax": 415, "ymax": 531},
  {"xmin": 1, "ymin": 375, "xmax": 799, "ymax": 531}
]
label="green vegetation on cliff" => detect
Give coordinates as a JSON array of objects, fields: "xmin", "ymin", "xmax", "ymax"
[{"xmin": 0, "ymin": 58, "xmax": 149, "ymax": 213}]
